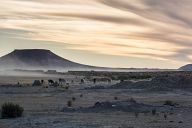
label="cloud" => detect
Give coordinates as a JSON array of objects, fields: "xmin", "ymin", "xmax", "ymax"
[
  {"xmin": 1, "ymin": 0, "xmax": 192, "ymax": 65},
  {"xmin": 40, "ymin": 12, "xmax": 147, "ymax": 25}
]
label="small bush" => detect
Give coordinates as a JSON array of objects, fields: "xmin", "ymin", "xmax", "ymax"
[
  {"xmin": 134, "ymin": 112, "xmax": 139, "ymax": 118},
  {"xmin": 72, "ymin": 97, "xmax": 76, "ymax": 101},
  {"xmin": 1, "ymin": 103, "xmax": 24, "ymax": 118},
  {"xmin": 129, "ymin": 97, "xmax": 137, "ymax": 103},
  {"xmin": 164, "ymin": 113, "xmax": 167, "ymax": 120},
  {"xmin": 178, "ymin": 121, "xmax": 183, "ymax": 123},
  {"xmin": 118, "ymin": 76, "xmax": 128, "ymax": 81},
  {"xmin": 80, "ymin": 94, "xmax": 83, "ymax": 98},
  {"xmin": 152, "ymin": 109, "xmax": 156, "ymax": 115},
  {"xmin": 164, "ymin": 100, "xmax": 176, "ymax": 106},
  {"xmin": 114, "ymin": 97, "xmax": 118, "ymax": 100},
  {"xmin": 65, "ymin": 86, "xmax": 69, "ymax": 90},
  {"xmin": 120, "ymin": 79, "xmax": 124, "ymax": 82},
  {"xmin": 67, "ymin": 100, "xmax": 72, "ymax": 107}
]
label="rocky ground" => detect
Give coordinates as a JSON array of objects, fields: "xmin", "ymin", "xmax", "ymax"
[{"xmin": 0, "ymin": 73, "xmax": 192, "ymax": 128}]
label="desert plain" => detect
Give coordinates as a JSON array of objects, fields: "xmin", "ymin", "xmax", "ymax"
[{"xmin": 0, "ymin": 71, "xmax": 192, "ymax": 128}]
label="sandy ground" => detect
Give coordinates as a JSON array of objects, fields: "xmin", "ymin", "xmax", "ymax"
[{"xmin": 0, "ymin": 75, "xmax": 192, "ymax": 128}]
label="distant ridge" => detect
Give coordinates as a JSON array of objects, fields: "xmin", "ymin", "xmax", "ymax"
[
  {"xmin": 0, "ymin": 49, "xmax": 90, "ymax": 70},
  {"xmin": 179, "ymin": 64, "xmax": 192, "ymax": 71}
]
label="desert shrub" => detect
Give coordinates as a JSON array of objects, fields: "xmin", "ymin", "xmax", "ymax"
[
  {"xmin": 72, "ymin": 97, "xmax": 76, "ymax": 101},
  {"xmin": 109, "ymin": 76, "xmax": 116, "ymax": 80},
  {"xmin": 129, "ymin": 97, "xmax": 137, "ymax": 103},
  {"xmin": 118, "ymin": 75, "xmax": 129, "ymax": 81},
  {"xmin": 117, "ymin": 75, "xmax": 152, "ymax": 81},
  {"xmin": 178, "ymin": 121, "xmax": 183, "ymax": 123},
  {"xmin": 80, "ymin": 94, "xmax": 83, "ymax": 98},
  {"xmin": 94, "ymin": 102, "xmax": 102, "ymax": 107},
  {"xmin": 164, "ymin": 100, "xmax": 176, "ymax": 106},
  {"xmin": 114, "ymin": 97, "xmax": 118, "ymax": 100},
  {"xmin": 67, "ymin": 100, "xmax": 72, "ymax": 107},
  {"xmin": 152, "ymin": 109, "xmax": 156, "ymax": 115},
  {"xmin": 65, "ymin": 86, "xmax": 69, "ymax": 90},
  {"xmin": 1, "ymin": 103, "xmax": 24, "ymax": 118},
  {"xmin": 129, "ymin": 75, "xmax": 152, "ymax": 80},
  {"xmin": 41, "ymin": 80, "xmax": 44, "ymax": 84},
  {"xmin": 134, "ymin": 112, "xmax": 139, "ymax": 118},
  {"xmin": 80, "ymin": 79, "xmax": 85, "ymax": 84},
  {"xmin": 120, "ymin": 79, "xmax": 124, "ymax": 82}
]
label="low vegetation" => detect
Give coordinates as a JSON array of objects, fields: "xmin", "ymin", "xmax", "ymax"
[
  {"xmin": 65, "ymin": 86, "xmax": 69, "ymax": 90},
  {"xmin": 1, "ymin": 102, "xmax": 24, "ymax": 118},
  {"xmin": 152, "ymin": 109, "xmax": 156, "ymax": 115},
  {"xmin": 117, "ymin": 75, "xmax": 152, "ymax": 81},
  {"xmin": 134, "ymin": 112, "xmax": 139, "ymax": 118},
  {"xmin": 67, "ymin": 100, "xmax": 72, "ymax": 107},
  {"xmin": 129, "ymin": 97, "xmax": 137, "ymax": 103},
  {"xmin": 114, "ymin": 97, "xmax": 118, "ymax": 100},
  {"xmin": 72, "ymin": 97, "xmax": 76, "ymax": 101},
  {"xmin": 164, "ymin": 100, "xmax": 178, "ymax": 106}
]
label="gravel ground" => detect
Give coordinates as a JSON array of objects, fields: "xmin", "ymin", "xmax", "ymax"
[{"xmin": 0, "ymin": 75, "xmax": 192, "ymax": 128}]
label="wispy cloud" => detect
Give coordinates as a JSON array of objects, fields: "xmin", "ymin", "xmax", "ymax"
[{"xmin": 1, "ymin": 0, "xmax": 192, "ymax": 65}]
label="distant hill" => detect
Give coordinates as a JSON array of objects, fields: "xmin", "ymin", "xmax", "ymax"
[
  {"xmin": 179, "ymin": 64, "xmax": 192, "ymax": 71},
  {"xmin": 0, "ymin": 49, "xmax": 91, "ymax": 70},
  {"xmin": 0, "ymin": 49, "xmax": 171, "ymax": 72}
]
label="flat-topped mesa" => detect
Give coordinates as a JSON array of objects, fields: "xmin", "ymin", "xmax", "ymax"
[
  {"xmin": 13, "ymin": 49, "xmax": 51, "ymax": 53},
  {"xmin": 0, "ymin": 49, "xmax": 90, "ymax": 70},
  {"xmin": 10, "ymin": 49, "xmax": 54, "ymax": 59}
]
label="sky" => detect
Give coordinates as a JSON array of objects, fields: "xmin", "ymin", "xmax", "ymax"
[{"xmin": 0, "ymin": 0, "xmax": 192, "ymax": 69}]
